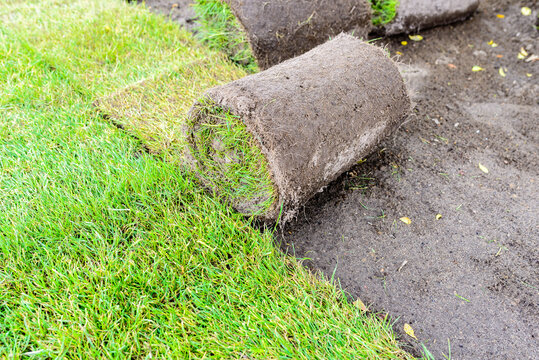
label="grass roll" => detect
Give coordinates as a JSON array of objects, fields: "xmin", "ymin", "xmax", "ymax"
[
  {"xmin": 384, "ymin": 0, "xmax": 480, "ymax": 35},
  {"xmin": 186, "ymin": 34, "xmax": 410, "ymax": 222},
  {"xmin": 194, "ymin": 0, "xmax": 372, "ymax": 70}
]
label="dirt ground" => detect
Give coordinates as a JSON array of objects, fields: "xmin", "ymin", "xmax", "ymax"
[
  {"xmin": 139, "ymin": 0, "xmax": 197, "ymax": 30},
  {"xmin": 280, "ymin": 1, "xmax": 538, "ymax": 359},
  {"xmin": 138, "ymin": 0, "xmax": 538, "ymax": 358}
]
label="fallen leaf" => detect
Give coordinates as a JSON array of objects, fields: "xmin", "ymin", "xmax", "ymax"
[
  {"xmin": 436, "ymin": 214, "xmax": 443, "ymax": 220},
  {"xmin": 496, "ymin": 54, "xmax": 504, "ymax": 58},
  {"xmin": 479, "ymin": 163, "xmax": 489, "ymax": 174},
  {"xmin": 517, "ymin": 47, "xmax": 529, "ymax": 60},
  {"xmin": 487, "ymin": 40, "xmax": 498, "ymax": 47},
  {"xmin": 448, "ymin": 63, "xmax": 457, "ymax": 69},
  {"xmin": 404, "ymin": 324, "xmax": 417, "ymax": 339},
  {"xmin": 401, "ymin": 41, "xmax": 408, "ymax": 46},
  {"xmin": 472, "ymin": 66, "xmax": 484, "ymax": 72},
  {"xmin": 499, "ymin": 67, "xmax": 506, "ymax": 77},
  {"xmin": 409, "ymin": 34, "xmax": 423, "ymax": 42},
  {"xmin": 400, "ymin": 217, "xmax": 412, "ymax": 225},
  {"xmin": 526, "ymin": 73, "xmax": 533, "ymax": 77},
  {"xmin": 521, "ymin": 7, "xmax": 532, "ymax": 16},
  {"xmin": 354, "ymin": 298, "xmax": 368, "ymax": 312},
  {"xmin": 496, "ymin": 14, "xmax": 505, "ymax": 18},
  {"xmin": 525, "ymin": 54, "xmax": 539, "ymax": 62},
  {"xmin": 396, "ymin": 51, "xmax": 403, "ymax": 56}
]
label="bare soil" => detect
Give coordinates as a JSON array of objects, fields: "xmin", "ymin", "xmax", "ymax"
[
  {"xmin": 138, "ymin": 0, "xmax": 197, "ymax": 30},
  {"xmin": 137, "ymin": 0, "xmax": 538, "ymax": 358},
  {"xmin": 281, "ymin": 1, "xmax": 538, "ymax": 359}
]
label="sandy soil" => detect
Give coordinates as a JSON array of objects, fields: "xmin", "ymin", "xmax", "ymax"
[{"xmin": 137, "ymin": 0, "xmax": 538, "ymax": 358}]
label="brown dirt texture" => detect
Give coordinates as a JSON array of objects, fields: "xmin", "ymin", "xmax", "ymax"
[{"xmin": 136, "ymin": 0, "xmax": 197, "ymax": 30}]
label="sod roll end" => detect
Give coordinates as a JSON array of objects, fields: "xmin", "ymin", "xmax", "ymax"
[{"xmin": 186, "ymin": 34, "xmax": 411, "ymax": 222}]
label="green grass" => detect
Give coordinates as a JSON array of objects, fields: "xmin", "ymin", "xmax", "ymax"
[
  {"xmin": 0, "ymin": 0, "xmax": 413, "ymax": 358},
  {"xmin": 192, "ymin": 0, "xmax": 258, "ymax": 72},
  {"xmin": 187, "ymin": 101, "xmax": 277, "ymax": 216},
  {"xmin": 369, "ymin": 0, "xmax": 400, "ymax": 26}
]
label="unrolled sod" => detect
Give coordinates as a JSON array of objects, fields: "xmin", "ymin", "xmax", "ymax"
[{"xmin": 185, "ymin": 34, "xmax": 410, "ymax": 222}]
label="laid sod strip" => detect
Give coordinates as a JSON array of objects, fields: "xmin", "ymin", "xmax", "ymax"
[
  {"xmin": 192, "ymin": 0, "xmax": 257, "ymax": 72},
  {"xmin": 94, "ymin": 60, "xmax": 246, "ymax": 154},
  {"xmin": 195, "ymin": 0, "xmax": 372, "ymax": 69},
  {"xmin": 370, "ymin": 0, "xmax": 400, "ymax": 26},
  {"xmin": 1, "ymin": 0, "xmax": 414, "ymax": 358},
  {"xmin": 187, "ymin": 34, "xmax": 411, "ymax": 222}
]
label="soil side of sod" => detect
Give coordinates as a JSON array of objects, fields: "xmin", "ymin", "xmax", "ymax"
[{"xmin": 220, "ymin": 0, "xmax": 372, "ymax": 69}]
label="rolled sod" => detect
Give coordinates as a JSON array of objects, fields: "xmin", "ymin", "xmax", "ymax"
[
  {"xmin": 213, "ymin": 0, "xmax": 372, "ymax": 69},
  {"xmin": 384, "ymin": 0, "xmax": 480, "ymax": 35},
  {"xmin": 186, "ymin": 34, "xmax": 410, "ymax": 222}
]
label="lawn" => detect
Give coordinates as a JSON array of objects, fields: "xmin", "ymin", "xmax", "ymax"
[{"xmin": 0, "ymin": 0, "xmax": 412, "ymax": 358}]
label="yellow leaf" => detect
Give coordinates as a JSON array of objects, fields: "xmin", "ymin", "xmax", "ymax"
[
  {"xmin": 496, "ymin": 14, "xmax": 505, "ymax": 18},
  {"xmin": 499, "ymin": 67, "xmax": 506, "ymax": 77},
  {"xmin": 518, "ymin": 47, "xmax": 529, "ymax": 60},
  {"xmin": 396, "ymin": 51, "xmax": 403, "ymax": 56},
  {"xmin": 354, "ymin": 298, "xmax": 367, "ymax": 312},
  {"xmin": 472, "ymin": 66, "xmax": 484, "ymax": 72},
  {"xmin": 436, "ymin": 214, "xmax": 443, "ymax": 220},
  {"xmin": 487, "ymin": 40, "xmax": 498, "ymax": 47},
  {"xmin": 401, "ymin": 41, "xmax": 408, "ymax": 46},
  {"xmin": 521, "ymin": 7, "xmax": 532, "ymax": 16},
  {"xmin": 404, "ymin": 323, "xmax": 417, "ymax": 339},
  {"xmin": 527, "ymin": 73, "xmax": 533, "ymax": 77},
  {"xmin": 478, "ymin": 163, "xmax": 489, "ymax": 174},
  {"xmin": 400, "ymin": 217, "xmax": 412, "ymax": 225},
  {"xmin": 408, "ymin": 35, "xmax": 423, "ymax": 42}
]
